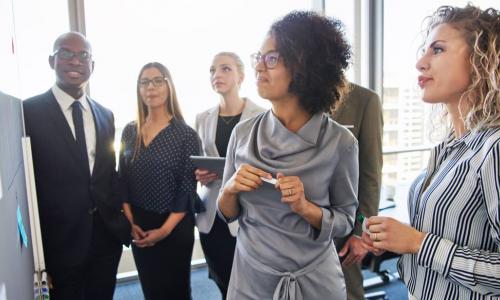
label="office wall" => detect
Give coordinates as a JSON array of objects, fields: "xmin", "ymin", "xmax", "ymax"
[{"xmin": 0, "ymin": 91, "xmax": 34, "ymax": 300}]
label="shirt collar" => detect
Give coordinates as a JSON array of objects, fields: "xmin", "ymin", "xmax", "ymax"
[
  {"xmin": 444, "ymin": 130, "xmax": 475, "ymax": 151},
  {"xmin": 51, "ymin": 84, "xmax": 90, "ymax": 112}
]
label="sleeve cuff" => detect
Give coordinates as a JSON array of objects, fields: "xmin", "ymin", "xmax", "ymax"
[
  {"xmin": 315, "ymin": 207, "xmax": 335, "ymax": 242},
  {"xmin": 417, "ymin": 233, "xmax": 457, "ymax": 277},
  {"xmin": 171, "ymin": 191, "xmax": 206, "ymax": 214},
  {"xmin": 216, "ymin": 207, "xmax": 238, "ymax": 223}
]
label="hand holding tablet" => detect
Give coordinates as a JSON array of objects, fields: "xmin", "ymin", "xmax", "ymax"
[{"xmin": 190, "ymin": 156, "xmax": 226, "ymax": 178}]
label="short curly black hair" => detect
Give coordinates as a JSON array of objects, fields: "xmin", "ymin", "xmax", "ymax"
[{"xmin": 270, "ymin": 11, "xmax": 351, "ymax": 115}]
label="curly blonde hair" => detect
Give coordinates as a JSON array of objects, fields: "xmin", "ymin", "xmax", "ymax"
[{"xmin": 424, "ymin": 4, "xmax": 499, "ymax": 131}]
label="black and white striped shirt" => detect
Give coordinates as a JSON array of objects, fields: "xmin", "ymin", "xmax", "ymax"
[{"xmin": 398, "ymin": 127, "xmax": 500, "ymax": 299}]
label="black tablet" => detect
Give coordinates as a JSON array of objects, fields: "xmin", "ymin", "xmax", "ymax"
[{"xmin": 190, "ymin": 156, "xmax": 226, "ymax": 178}]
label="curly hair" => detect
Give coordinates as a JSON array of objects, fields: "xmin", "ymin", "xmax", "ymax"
[
  {"xmin": 424, "ymin": 5, "xmax": 500, "ymax": 131},
  {"xmin": 270, "ymin": 11, "xmax": 351, "ymax": 115}
]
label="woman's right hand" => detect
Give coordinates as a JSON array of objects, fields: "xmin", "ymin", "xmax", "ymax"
[
  {"xmin": 131, "ymin": 224, "xmax": 147, "ymax": 241},
  {"xmin": 224, "ymin": 163, "xmax": 272, "ymax": 195},
  {"xmin": 195, "ymin": 168, "xmax": 218, "ymax": 185}
]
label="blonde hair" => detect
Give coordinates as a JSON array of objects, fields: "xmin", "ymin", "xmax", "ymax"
[
  {"xmin": 423, "ymin": 5, "xmax": 500, "ymax": 133},
  {"xmin": 213, "ymin": 52, "xmax": 245, "ymax": 76},
  {"xmin": 133, "ymin": 62, "xmax": 184, "ymax": 160}
]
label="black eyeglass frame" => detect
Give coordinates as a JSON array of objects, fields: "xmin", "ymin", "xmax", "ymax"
[
  {"xmin": 52, "ymin": 48, "xmax": 92, "ymax": 62},
  {"xmin": 138, "ymin": 76, "xmax": 168, "ymax": 88}
]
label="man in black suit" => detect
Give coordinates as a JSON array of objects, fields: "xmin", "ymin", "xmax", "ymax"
[{"xmin": 23, "ymin": 32, "xmax": 130, "ymax": 299}]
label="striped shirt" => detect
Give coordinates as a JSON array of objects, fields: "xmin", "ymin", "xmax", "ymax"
[{"xmin": 398, "ymin": 127, "xmax": 500, "ymax": 299}]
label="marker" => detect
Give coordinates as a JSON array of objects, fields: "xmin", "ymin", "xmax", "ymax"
[
  {"xmin": 260, "ymin": 177, "xmax": 277, "ymax": 185},
  {"xmin": 357, "ymin": 214, "xmax": 371, "ymax": 234}
]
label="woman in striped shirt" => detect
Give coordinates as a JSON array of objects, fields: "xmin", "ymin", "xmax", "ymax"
[{"xmin": 364, "ymin": 4, "xmax": 500, "ymax": 299}]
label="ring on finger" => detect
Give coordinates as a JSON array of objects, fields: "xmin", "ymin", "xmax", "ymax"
[{"xmin": 288, "ymin": 188, "xmax": 293, "ymax": 196}]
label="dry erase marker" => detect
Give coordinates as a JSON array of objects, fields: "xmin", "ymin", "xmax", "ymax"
[
  {"xmin": 260, "ymin": 177, "xmax": 277, "ymax": 185},
  {"xmin": 357, "ymin": 214, "xmax": 371, "ymax": 234}
]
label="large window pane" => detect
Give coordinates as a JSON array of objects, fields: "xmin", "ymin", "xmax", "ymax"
[
  {"xmin": 325, "ymin": 1, "xmax": 356, "ymax": 82},
  {"xmin": 85, "ymin": 0, "xmax": 311, "ymax": 129},
  {"xmin": 1, "ymin": 0, "xmax": 69, "ymax": 98}
]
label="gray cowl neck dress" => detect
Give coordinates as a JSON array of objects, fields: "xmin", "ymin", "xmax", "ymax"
[{"xmin": 218, "ymin": 110, "xmax": 359, "ymax": 300}]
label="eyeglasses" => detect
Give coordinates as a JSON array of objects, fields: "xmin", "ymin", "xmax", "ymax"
[
  {"xmin": 138, "ymin": 76, "xmax": 167, "ymax": 88},
  {"xmin": 250, "ymin": 51, "xmax": 280, "ymax": 69},
  {"xmin": 52, "ymin": 48, "xmax": 92, "ymax": 62}
]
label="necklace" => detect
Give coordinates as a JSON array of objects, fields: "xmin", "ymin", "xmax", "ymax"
[{"xmin": 219, "ymin": 114, "xmax": 241, "ymax": 125}]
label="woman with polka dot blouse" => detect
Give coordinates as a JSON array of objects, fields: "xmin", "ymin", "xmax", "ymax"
[{"xmin": 119, "ymin": 62, "xmax": 203, "ymax": 300}]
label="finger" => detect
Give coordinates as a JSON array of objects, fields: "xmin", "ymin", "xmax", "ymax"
[
  {"xmin": 281, "ymin": 194, "xmax": 300, "ymax": 204},
  {"xmin": 236, "ymin": 175, "xmax": 260, "ymax": 190},
  {"xmin": 367, "ymin": 224, "xmax": 384, "ymax": 233},
  {"xmin": 353, "ymin": 256, "xmax": 364, "ymax": 265},
  {"xmin": 133, "ymin": 240, "xmax": 148, "ymax": 247},
  {"xmin": 275, "ymin": 172, "xmax": 285, "ymax": 189},
  {"xmin": 238, "ymin": 170, "xmax": 264, "ymax": 186},
  {"xmin": 372, "ymin": 241, "xmax": 387, "ymax": 252},
  {"xmin": 243, "ymin": 164, "xmax": 271, "ymax": 179},
  {"xmin": 195, "ymin": 168, "xmax": 210, "ymax": 175},
  {"xmin": 366, "ymin": 216, "xmax": 390, "ymax": 226},
  {"xmin": 278, "ymin": 182, "xmax": 296, "ymax": 191},
  {"xmin": 277, "ymin": 176, "xmax": 298, "ymax": 185},
  {"xmin": 338, "ymin": 243, "xmax": 350, "ymax": 257},
  {"xmin": 343, "ymin": 253, "xmax": 356, "ymax": 267}
]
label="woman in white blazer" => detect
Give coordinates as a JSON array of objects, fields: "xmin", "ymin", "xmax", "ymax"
[{"xmin": 194, "ymin": 52, "xmax": 265, "ymax": 298}]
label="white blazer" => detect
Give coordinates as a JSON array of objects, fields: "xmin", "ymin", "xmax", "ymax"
[{"xmin": 195, "ymin": 98, "xmax": 266, "ymax": 236}]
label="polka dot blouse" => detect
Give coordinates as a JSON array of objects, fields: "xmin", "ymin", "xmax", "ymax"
[{"xmin": 119, "ymin": 119, "xmax": 204, "ymax": 214}]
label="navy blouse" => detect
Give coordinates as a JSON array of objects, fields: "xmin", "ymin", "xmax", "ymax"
[{"xmin": 119, "ymin": 119, "xmax": 204, "ymax": 214}]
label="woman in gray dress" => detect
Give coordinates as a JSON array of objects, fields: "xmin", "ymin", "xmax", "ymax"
[{"xmin": 217, "ymin": 11, "xmax": 359, "ymax": 300}]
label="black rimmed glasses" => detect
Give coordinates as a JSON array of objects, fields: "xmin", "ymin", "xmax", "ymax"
[
  {"xmin": 52, "ymin": 48, "xmax": 92, "ymax": 62},
  {"xmin": 250, "ymin": 51, "xmax": 280, "ymax": 69},
  {"xmin": 138, "ymin": 76, "xmax": 167, "ymax": 88}
]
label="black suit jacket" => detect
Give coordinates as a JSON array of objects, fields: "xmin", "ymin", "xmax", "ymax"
[{"xmin": 23, "ymin": 89, "xmax": 130, "ymax": 270}]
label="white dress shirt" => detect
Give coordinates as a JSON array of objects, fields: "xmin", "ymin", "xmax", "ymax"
[
  {"xmin": 52, "ymin": 84, "xmax": 96, "ymax": 174},
  {"xmin": 399, "ymin": 127, "xmax": 500, "ymax": 299}
]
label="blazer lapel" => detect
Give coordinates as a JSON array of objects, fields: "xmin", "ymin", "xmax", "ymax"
[
  {"xmin": 206, "ymin": 107, "xmax": 220, "ymax": 157},
  {"xmin": 241, "ymin": 98, "xmax": 260, "ymax": 121},
  {"xmin": 44, "ymin": 91, "xmax": 88, "ymax": 174}
]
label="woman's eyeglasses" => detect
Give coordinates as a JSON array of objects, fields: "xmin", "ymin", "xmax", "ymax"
[
  {"xmin": 250, "ymin": 51, "xmax": 280, "ymax": 69},
  {"xmin": 138, "ymin": 77, "xmax": 167, "ymax": 88}
]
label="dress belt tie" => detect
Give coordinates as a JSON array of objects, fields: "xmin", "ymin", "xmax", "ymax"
[{"xmin": 237, "ymin": 241, "xmax": 334, "ymax": 300}]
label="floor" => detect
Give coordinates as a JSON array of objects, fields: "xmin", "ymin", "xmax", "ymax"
[{"xmin": 114, "ymin": 258, "xmax": 408, "ymax": 300}]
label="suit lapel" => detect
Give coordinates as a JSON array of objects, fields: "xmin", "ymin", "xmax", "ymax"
[
  {"xmin": 45, "ymin": 91, "xmax": 88, "ymax": 174},
  {"xmin": 88, "ymin": 98, "xmax": 104, "ymax": 177}
]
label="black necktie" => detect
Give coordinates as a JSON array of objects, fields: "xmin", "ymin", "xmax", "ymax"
[{"xmin": 71, "ymin": 101, "xmax": 90, "ymax": 175}]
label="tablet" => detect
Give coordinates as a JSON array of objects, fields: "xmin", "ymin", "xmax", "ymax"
[{"xmin": 190, "ymin": 156, "xmax": 226, "ymax": 178}]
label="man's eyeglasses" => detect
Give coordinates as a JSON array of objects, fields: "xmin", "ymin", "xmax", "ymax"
[
  {"xmin": 138, "ymin": 77, "xmax": 167, "ymax": 88},
  {"xmin": 52, "ymin": 48, "xmax": 92, "ymax": 62},
  {"xmin": 250, "ymin": 51, "xmax": 280, "ymax": 69}
]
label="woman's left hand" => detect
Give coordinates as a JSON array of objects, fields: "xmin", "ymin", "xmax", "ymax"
[
  {"xmin": 275, "ymin": 172, "xmax": 309, "ymax": 214},
  {"xmin": 367, "ymin": 216, "xmax": 426, "ymax": 255},
  {"xmin": 133, "ymin": 227, "xmax": 170, "ymax": 248}
]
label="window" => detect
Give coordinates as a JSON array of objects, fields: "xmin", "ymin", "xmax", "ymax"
[
  {"xmin": 84, "ymin": 0, "xmax": 312, "ymax": 131},
  {"xmin": 0, "ymin": 0, "xmax": 69, "ymax": 97},
  {"xmin": 325, "ymin": 1, "xmax": 356, "ymax": 82}
]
